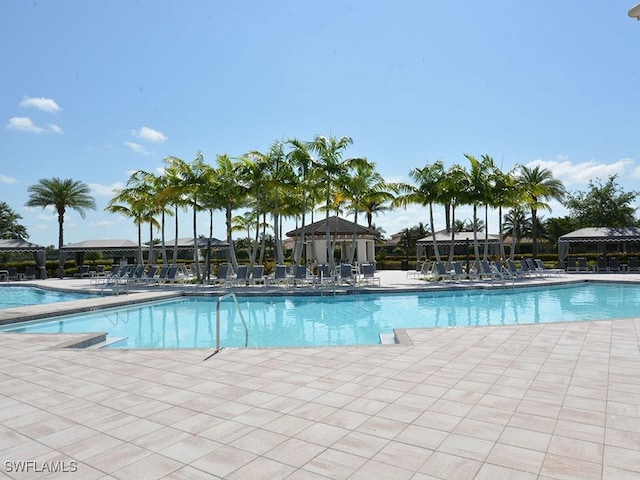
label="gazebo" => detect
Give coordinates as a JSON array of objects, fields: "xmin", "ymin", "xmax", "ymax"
[
  {"xmin": 61, "ymin": 239, "xmax": 148, "ymax": 265},
  {"xmin": 417, "ymin": 230, "xmax": 501, "ymax": 260},
  {"xmin": 558, "ymin": 227, "xmax": 640, "ymax": 263},
  {"xmin": 286, "ymin": 216, "xmax": 379, "ymax": 264},
  {"xmin": 0, "ymin": 238, "xmax": 48, "ymax": 279}
]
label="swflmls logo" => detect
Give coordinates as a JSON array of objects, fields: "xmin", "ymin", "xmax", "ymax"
[{"xmin": 5, "ymin": 460, "xmax": 78, "ymax": 473}]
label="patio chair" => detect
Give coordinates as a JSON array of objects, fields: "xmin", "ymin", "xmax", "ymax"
[
  {"xmin": 339, "ymin": 264, "xmax": 356, "ymax": 285},
  {"xmin": 315, "ymin": 264, "xmax": 333, "ymax": 286},
  {"xmin": 597, "ymin": 257, "xmax": 608, "ymax": 272},
  {"xmin": 608, "ymin": 257, "xmax": 619, "ymax": 272},
  {"xmin": 451, "ymin": 261, "xmax": 470, "ymax": 281},
  {"xmin": 566, "ymin": 257, "xmax": 578, "ymax": 272},
  {"xmin": 628, "ymin": 257, "xmax": 639, "ymax": 272},
  {"xmin": 479, "ymin": 261, "xmax": 505, "ymax": 284},
  {"xmin": 74, "ymin": 265, "xmax": 91, "ymax": 278},
  {"xmin": 360, "ymin": 263, "xmax": 380, "ymax": 285},
  {"xmin": 269, "ymin": 265, "xmax": 290, "ymax": 286},
  {"xmin": 534, "ymin": 259, "xmax": 564, "ymax": 276},
  {"xmin": 577, "ymin": 257, "xmax": 589, "ymax": 272},
  {"xmin": 24, "ymin": 266, "xmax": 36, "ymax": 280},
  {"xmin": 212, "ymin": 264, "xmax": 233, "ymax": 287},
  {"xmin": 248, "ymin": 265, "xmax": 266, "ymax": 286},
  {"xmin": 433, "ymin": 262, "xmax": 455, "ymax": 282},
  {"xmin": 294, "ymin": 265, "xmax": 312, "ymax": 286},
  {"xmin": 233, "ymin": 265, "xmax": 250, "ymax": 287},
  {"xmin": 506, "ymin": 260, "xmax": 526, "ymax": 279},
  {"xmin": 7, "ymin": 267, "xmax": 18, "ymax": 281}
]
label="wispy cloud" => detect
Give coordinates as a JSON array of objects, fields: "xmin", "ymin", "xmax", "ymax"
[
  {"xmin": 19, "ymin": 96, "xmax": 62, "ymax": 113},
  {"xmin": 88, "ymin": 181, "xmax": 124, "ymax": 197},
  {"xmin": 526, "ymin": 156, "xmax": 634, "ymax": 186},
  {"xmin": 132, "ymin": 126, "xmax": 167, "ymax": 143},
  {"xmin": 124, "ymin": 141, "xmax": 150, "ymax": 155},
  {"xmin": 0, "ymin": 174, "xmax": 17, "ymax": 184},
  {"xmin": 6, "ymin": 116, "xmax": 62, "ymax": 134}
]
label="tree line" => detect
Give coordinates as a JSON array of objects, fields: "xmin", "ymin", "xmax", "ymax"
[{"xmin": 3, "ymin": 134, "xmax": 637, "ymax": 277}]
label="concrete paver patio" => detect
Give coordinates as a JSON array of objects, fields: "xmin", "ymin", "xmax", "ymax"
[{"xmin": 0, "ymin": 271, "xmax": 639, "ymax": 479}]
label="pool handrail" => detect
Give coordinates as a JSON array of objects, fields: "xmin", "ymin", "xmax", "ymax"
[{"xmin": 204, "ymin": 292, "xmax": 248, "ymax": 360}]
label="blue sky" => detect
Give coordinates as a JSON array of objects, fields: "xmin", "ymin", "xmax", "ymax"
[{"xmin": 2, "ymin": 1, "xmax": 640, "ymax": 247}]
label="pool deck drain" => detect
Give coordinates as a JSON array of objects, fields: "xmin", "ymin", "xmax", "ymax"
[{"xmin": 0, "ymin": 271, "xmax": 639, "ymax": 479}]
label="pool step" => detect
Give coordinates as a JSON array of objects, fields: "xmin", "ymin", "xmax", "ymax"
[{"xmin": 379, "ymin": 333, "xmax": 397, "ymax": 344}]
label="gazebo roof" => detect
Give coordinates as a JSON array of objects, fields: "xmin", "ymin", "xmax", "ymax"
[
  {"xmin": 60, "ymin": 239, "xmax": 147, "ymax": 252},
  {"xmin": 165, "ymin": 237, "xmax": 228, "ymax": 249},
  {"xmin": 0, "ymin": 238, "xmax": 46, "ymax": 252},
  {"xmin": 418, "ymin": 230, "xmax": 500, "ymax": 245},
  {"xmin": 558, "ymin": 227, "xmax": 640, "ymax": 243},
  {"xmin": 286, "ymin": 216, "xmax": 378, "ymax": 238}
]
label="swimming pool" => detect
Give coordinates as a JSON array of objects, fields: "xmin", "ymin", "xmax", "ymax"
[
  {"xmin": 1, "ymin": 282, "xmax": 638, "ymax": 349},
  {"xmin": 0, "ymin": 286, "xmax": 95, "ymax": 310}
]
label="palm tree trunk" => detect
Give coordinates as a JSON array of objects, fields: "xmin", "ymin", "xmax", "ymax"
[{"xmin": 429, "ymin": 203, "xmax": 441, "ymax": 263}]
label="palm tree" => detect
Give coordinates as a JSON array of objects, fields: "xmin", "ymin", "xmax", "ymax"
[
  {"xmin": 439, "ymin": 164, "xmax": 468, "ymax": 263},
  {"xmin": 307, "ymin": 135, "xmax": 361, "ymax": 269},
  {"xmin": 502, "ymin": 207, "xmax": 532, "ymax": 259},
  {"xmin": 518, "ymin": 165, "xmax": 566, "ymax": 257},
  {"xmin": 393, "ymin": 161, "xmax": 445, "ymax": 263},
  {"xmin": 26, "ymin": 178, "xmax": 96, "ymax": 278},
  {"xmin": 463, "ymin": 154, "xmax": 494, "ymax": 262},
  {"xmin": 341, "ymin": 159, "xmax": 391, "ymax": 264},
  {"xmin": 215, "ymin": 154, "xmax": 249, "ymax": 270}
]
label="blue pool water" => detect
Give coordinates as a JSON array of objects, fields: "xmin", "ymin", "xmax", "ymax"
[
  {"xmin": 1, "ymin": 283, "xmax": 638, "ymax": 349},
  {"xmin": 0, "ymin": 286, "xmax": 94, "ymax": 310}
]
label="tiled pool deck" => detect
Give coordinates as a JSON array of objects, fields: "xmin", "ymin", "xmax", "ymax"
[{"xmin": 1, "ymin": 272, "xmax": 639, "ymax": 479}]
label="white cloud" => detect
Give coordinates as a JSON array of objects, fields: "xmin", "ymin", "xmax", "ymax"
[
  {"xmin": 526, "ymin": 157, "xmax": 634, "ymax": 186},
  {"xmin": 7, "ymin": 116, "xmax": 46, "ymax": 133},
  {"xmin": 132, "ymin": 126, "xmax": 167, "ymax": 143},
  {"xmin": 124, "ymin": 141, "xmax": 150, "ymax": 155},
  {"xmin": 0, "ymin": 174, "xmax": 17, "ymax": 184},
  {"xmin": 89, "ymin": 220, "xmax": 115, "ymax": 227},
  {"xmin": 19, "ymin": 96, "xmax": 62, "ymax": 113},
  {"xmin": 6, "ymin": 117, "xmax": 62, "ymax": 134},
  {"xmin": 88, "ymin": 182, "xmax": 124, "ymax": 197}
]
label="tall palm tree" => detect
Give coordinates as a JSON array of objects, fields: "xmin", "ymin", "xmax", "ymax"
[
  {"xmin": 439, "ymin": 164, "xmax": 468, "ymax": 263},
  {"xmin": 307, "ymin": 135, "xmax": 361, "ymax": 269},
  {"xmin": 393, "ymin": 161, "xmax": 445, "ymax": 263},
  {"xmin": 463, "ymin": 154, "xmax": 494, "ymax": 262},
  {"xmin": 26, "ymin": 178, "xmax": 96, "ymax": 278},
  {"xmin": 215, "ymin": 154, "xmax": 249, "ymax": 270},
  {"xmin": 341, "ymin": 160, "xmax": 391, "ymax": 264},
  {"xmin": 502, "ymin": 207, "xmax": 532, "ymax": 259},
  {"xmin": 518, "ymin": 165, "xmax": 566, "ymax": 257}
]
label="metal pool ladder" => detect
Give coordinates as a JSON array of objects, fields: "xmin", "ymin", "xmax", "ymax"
[{"xmin": 204, "ymin": 293, "xmax": 248, "ymax": 360}]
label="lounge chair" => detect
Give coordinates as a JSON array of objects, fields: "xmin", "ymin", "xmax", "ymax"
[
  {"xmin": 269, "ymin": 265, "xmax": 290, "ymax": 286},
  {"xmin": 534, "ymin": 259, "xmax": 563, "ymax": 276},
  {"xmin": 479, "ymin": 261, "xmax": 505, "ymax": 284},
  {"xmin": 339, "ymin": 264, "xmax": 356, "ymax": 285},
  {"xmin": 433, "ymin": 262, "xmax": 455, "ymax": 282},
  {"xmin": 24, "ymin": 266, "xmax": 36, "ymax": 280},
  {"xmin": 628, "ymin": 257, "xmax": 639, "ymax": 272},
  {"xmin": 233, "ymin": 265, "xmax": 249, "ymax": 287},
  {"xmin": 360, "ymin": 263, "xmax": 380, "ymax": 285},
  {"xmin": 294, "ymin": 265, "xmax": 312, "ymax": 286},
  {"xmin": 597, "ymin": 257, "xmax": 608, "ymax": 272},
  {"xmin": 74, "ymin": 265, "xmax": 91, "ymax": 278},
  {"xmin": 566, "ymin": 257, "xmax": 578, "ymax": 272},
  {"xmin": 608, "ymin": 257, "xmax": 619, "ymax": 272},
  {"xmin": 577, "ymin": 257, "xmax": 589, "ymax": 272},
  {"xmin": 249, "ymin": 265, "xmax": 266, "ymax": 286},
  {"xmin": 7, "ymin": 267, "xmax": 18, "ymax": 281},
  {"xmin": 212, "ymin": 264, "xmax": 233, "ymax": 287},
  {"xmin": 506, "ymin": 260, "xmax": 526, "ymax": 279},
  {"xmin": 315, "ymin": 264, "xmax": 333, "ymax": 286},
  {"xmin": 451, "ymin": 261, "xmax": 471, "ymax": 281}
]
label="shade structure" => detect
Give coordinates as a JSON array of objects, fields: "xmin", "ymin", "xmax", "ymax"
[
  {"xmin": 60, "ymin": 239, "xmax": 148, "ymax": 252},
  {"xmin": 165, "ymin": 237, "xmax": 228, "ymax": 250},
  {"xmin": 0, "ymin": 238, "xmax": 48, "ymax": 279},
  {"xmin": 416, "ymin": 230, "xmax": 501, "ymax": 261},
  {"xmin": 558, "ymin": 227, "xmax": 640, "ymax": 261},
  {"xmin": 629, "ymin": 2, "xmax": 640, "ymax": 19},
  {"xmin": 61, "ymin": 239, "xmax": 149, "ymax": 265},
  {"xmin": 286, "ymin": 216, "xmax": 379, "ymax": 264}
]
